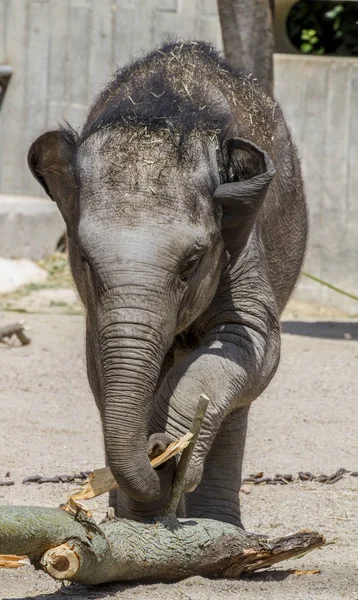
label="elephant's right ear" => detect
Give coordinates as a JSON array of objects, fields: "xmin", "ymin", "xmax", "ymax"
[
  {"xmin": 214, "ymin": 138, "xmax": 275, "ymax": 258},
  {"xmin": 27, "ymin": 130, "xmax": 78, "ymax": 218}
]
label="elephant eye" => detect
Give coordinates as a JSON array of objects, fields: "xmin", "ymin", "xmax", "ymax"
[
  {"xmin": 81, "ymin": 254, "xmax": 105, "ymax": 294},
  {"xmin": 80, "ymin": 251, "xmax": 91, "ymax": 270},
  {"xmin": 80, "ymin": 250, "xmax": 95, "ymax": 279},
  {"xmin": 82, "ymin": 258, "xmax": 94, "ymax": 286},
  {"xmin": 179, "ymin": 250, "xmax": 204, "ymax": 283}
]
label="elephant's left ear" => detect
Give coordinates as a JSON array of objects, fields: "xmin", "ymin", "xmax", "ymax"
[{"xmin": 214, "ymin": 138, "xmax": 275, "ymax": 256}]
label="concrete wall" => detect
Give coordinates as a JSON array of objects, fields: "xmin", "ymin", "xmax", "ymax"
[
  {"xmin": 0, "ymin": 0, "xmax": 221, "ymax": 197},
  {"xmin": 0, "ymin": 0, "xmax": 357, "ymax": 312},
  {"xmin": 275, "ymin": 55, "xmax": 358, "ymax": 313}
]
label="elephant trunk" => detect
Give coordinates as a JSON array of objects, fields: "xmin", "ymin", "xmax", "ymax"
[{"xmin": 99, "ymin": 303, "xmax": 175, "ymax": 503}]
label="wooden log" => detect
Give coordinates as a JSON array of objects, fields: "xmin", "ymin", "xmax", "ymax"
[
  {"xmin": 0, "ymin": 504, "xmax": 325, "ymax": 585},
  {"xmin": 0, "ymin": 322, "xmax": 30, "ymax": 345}
]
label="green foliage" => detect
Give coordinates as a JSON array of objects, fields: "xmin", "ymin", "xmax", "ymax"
[
  {"xmin": 300, "ymin": 28, "xmax": 324, "ymax": 54},
  {"xmin": 287, "ymin": 1, "xmax": 358, "ymax": 56},
  {"xmin": 37, "ymin": 252, "xmax": 73, "ymax": 287}
]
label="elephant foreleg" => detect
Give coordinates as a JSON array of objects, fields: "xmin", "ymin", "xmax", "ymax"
[
  {"xmin": 185, "ymin": 406, "xmax": 249, "ymax": 527},
  {"xmin": 149, "ymin": 282, "xmax": 281, "ymax": 500}
]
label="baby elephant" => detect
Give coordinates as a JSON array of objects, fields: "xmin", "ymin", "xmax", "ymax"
[{"xmin": 28, "ymin": 41, "xmax": 307, "ymax": 526}]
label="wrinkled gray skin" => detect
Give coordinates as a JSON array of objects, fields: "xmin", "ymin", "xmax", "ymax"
[{"xmin": 28, "ymin": 42, "xmax": 307, "ymax": 527}]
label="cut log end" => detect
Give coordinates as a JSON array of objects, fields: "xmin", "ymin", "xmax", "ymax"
[{"xmin": 41, "ymin": 543, "xmax": 80, "ymax": 580}]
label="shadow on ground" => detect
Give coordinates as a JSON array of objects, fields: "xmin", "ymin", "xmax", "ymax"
[
  {"xmin": 5, "ymin": 582, "xmax": 143, "ymax": 600},
  {"xmin": 3, "ymin": 573, "xmax": 294, "ymax": 600},
  {"xmin": 4, "ymin": 570, "xmax": 295, "ymax": 600},
  {"xmin": 282, "ymin": 321, "xmax": 358, "ymax": 340},
  {"xmin": 244, "ymin": 568, "xmax": 294, "ymax": 582}
]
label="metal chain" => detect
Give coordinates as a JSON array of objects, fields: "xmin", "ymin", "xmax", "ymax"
[
  {"xmin": 0, "ymin": 468, "xmax": 357, "ymax": 488},
  {"xmin": 0, "ymin": 471, "xmax": 90, "ymax": 487},
  {"xmin": 243, "ymin": 468, "xmax": 358, "ymax": 486}
]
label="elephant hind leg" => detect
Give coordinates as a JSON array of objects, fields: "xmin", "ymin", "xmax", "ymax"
[{"xmin": 185, "ymin": 406, "xmax": 249, "ymax": 527}]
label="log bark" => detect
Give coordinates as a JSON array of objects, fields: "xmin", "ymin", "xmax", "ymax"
[
  {"xmin": 217, "ymin": 0, "xmax": 274, "ymax": 96},
  {"xmin": 0, "ymin": 505, "xmax": 325, "ymax": 585}
]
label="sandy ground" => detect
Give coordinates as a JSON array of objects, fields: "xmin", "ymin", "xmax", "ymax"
[{"xmin": 0, "ymin": 307, "xmax": 357, "ymax": 600}]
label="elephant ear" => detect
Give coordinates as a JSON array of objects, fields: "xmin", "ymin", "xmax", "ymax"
[
  {"xmin": 27, "ymin": 129, "xmax": 78, "ymax": 224},
  {"xmin": 214, "ymin": 138, "xmax": 275, "ymax": 258}
]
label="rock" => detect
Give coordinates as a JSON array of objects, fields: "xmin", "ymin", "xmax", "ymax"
[{"xmin": 0, "ymin": 195, "xmax": 65, "ymax": 260}]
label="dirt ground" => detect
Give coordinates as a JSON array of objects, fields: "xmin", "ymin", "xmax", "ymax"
[{"xmin": 0, "ymin": 295, "xmax": 357, "ymax": 599}]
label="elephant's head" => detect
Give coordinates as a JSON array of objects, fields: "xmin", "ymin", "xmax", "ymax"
[{"xmin": 28, "ymin": 126, "xmax": 275, "ymax": 503}]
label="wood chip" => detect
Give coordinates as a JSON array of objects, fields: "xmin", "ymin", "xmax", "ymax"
[
  {"xmin": 292, "ymin": 568, "xmax": 321, "ymax": 576},
  {"xmin": 240, "ymin": 483, "xmax": 253, "ymax": 494},
  {"xmin": 0, "ymin": 554, "xmax": 29, "ymax": 569},
  {"xmin": 61, "ymin": 497, "xmax": 93, "ymax": 517},
  {"xmin": 70, "ymin": 432, "xmax": 193, "ymax": 502}
]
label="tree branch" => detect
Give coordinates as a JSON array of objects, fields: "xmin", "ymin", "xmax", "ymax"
[
  {"xmin": 0, "ymin": 505, "xmax": 325, "ymax": 584},
  {"xmin": 165, "ymin": 394, "xmax": 209, "ymax": 515}
]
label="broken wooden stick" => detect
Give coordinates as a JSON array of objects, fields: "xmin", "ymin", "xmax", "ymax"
[
  {"xmin": 71, "ymin": 395, "xmax": 207, "ymax": 506},
  {"xmin": 70, "ymin": 432, "xmax": 193, "ymax": 502},
  {"xmin": 165, "ymin": 393, "xmax": 209, "ymax": 514},
  {"xmin": 0, "ymin": 321, "xmax": 30, "ymax": 345},
  {"xmin": 0, "ymin": 505, "xmax": 325, "ymax": 584}
]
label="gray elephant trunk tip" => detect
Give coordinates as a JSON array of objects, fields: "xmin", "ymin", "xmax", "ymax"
[{"xmin": 105, "ymin": 438, "xmax": 161, "ymax": 503}]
